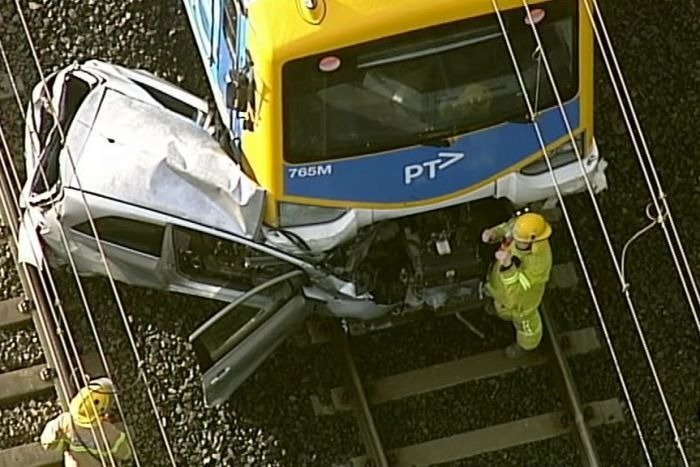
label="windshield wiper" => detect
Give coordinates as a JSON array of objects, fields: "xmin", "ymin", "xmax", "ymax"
[
  {"xmin": 509, "ymin": 46, "xmax": 544, "ymax": 124},
  {"xmin": 532, "ymin": 45, "xmax": 543, "ymax": 119}
]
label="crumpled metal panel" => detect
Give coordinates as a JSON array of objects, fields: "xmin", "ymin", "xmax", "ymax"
[
  {"xmin": 63, "ymin": 88, "xmax": 265, "ymax": 238},
  {"xmin": 17, "ymin": 209, "xmax": 45, "ymax": 268}
]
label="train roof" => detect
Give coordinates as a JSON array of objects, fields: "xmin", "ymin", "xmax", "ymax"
[{"xmin": 247, "ymin": 0, "xmax": 551, "ymax": 62}]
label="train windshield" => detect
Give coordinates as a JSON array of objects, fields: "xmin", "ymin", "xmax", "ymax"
[{"xmin": 283, "ymin": 0, "xmax": 578, "ymax": 164}]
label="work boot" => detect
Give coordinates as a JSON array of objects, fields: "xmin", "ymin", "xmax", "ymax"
[{"xmin": 505, "ymin": 343, "xmax": 530, "ymax": 359}]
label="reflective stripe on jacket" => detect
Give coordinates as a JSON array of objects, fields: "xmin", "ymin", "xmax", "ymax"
[{"xmin": 41, "ymin": 412, "xmax": 131, "ymax": 467}]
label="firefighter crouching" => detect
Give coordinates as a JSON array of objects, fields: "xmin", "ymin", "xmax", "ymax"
[
  {"xmin": 482, "ymin": 212, "xmax": 553, "ymax": 358},
  {"xmin": 41, "ymin": 377, "xmax": 132, "ymax": 466}
]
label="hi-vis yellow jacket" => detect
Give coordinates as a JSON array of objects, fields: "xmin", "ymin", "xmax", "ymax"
[
  {"xmin": 40, "ymin": 412, "xmax": 131, "ymax": 467},
  {"xmin": 486, "ymin": 221, "xmax": 552, "ymax": 314}
]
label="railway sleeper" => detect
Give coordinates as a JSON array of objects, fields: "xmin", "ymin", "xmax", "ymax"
[
  {"xmin": 0, "ymin": 443, "xmax": 62, "ymax": 467},
  {"xmin": 0, "ymin": 297, "xmax": 33, "ymax": 330},
  {"xmin": 350, "ymin": 398, "xmax": 623, "ymax": 467},
  {"xmin": 0, "ymin": 352, "xmax": 109, "ymax": 407},
  {"xmin": 312, "ymin": 327, "xmax": 600, "ymax": 415}
]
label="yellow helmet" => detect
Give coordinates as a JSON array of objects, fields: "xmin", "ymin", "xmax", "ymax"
[
  {"xmin": 513, "ymin": 213, "xmax": 551, "ymax": 243},
  {"xmin": 69, "ymin": 378, "xmax": 114, "ymax": 426}
]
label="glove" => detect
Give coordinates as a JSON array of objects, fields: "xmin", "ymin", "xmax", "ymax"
[
  {"xmin": 481, "ymin": 228, "xmax": 495, "ymax": 243},
  {"xmin": 495, "ymin": 249, "xmax": 512, "ymax": 267}
]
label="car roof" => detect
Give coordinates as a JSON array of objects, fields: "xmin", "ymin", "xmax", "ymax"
[{"xmin": 62, "ymin": 86, "xmax": 265, "ymax": 238}]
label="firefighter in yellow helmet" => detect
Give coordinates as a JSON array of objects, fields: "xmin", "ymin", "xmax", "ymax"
[
  {"xmin": 40, "ymin": 377, "xmax": 132, "ymax": 466},
  {"xmin": 482, "ymin": 212, "xmax": 553, "ymax": 358}
]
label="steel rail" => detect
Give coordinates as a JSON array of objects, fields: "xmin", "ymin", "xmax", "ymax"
[
  {"xmin": 329, "ymin": 321, "xmax": 389, "ymax": 467},
  {"xmin": 0, "ymin": 150, "xmax": 72, "ymax": 410},
  {"xmin": 541, "ymin": 305, "xmax": 600, "ymax": 467}
]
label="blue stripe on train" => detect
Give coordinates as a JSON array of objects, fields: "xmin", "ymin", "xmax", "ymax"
[{"xmin": 284, "ymin": 99, "xmax": 579, "ymax": 204}]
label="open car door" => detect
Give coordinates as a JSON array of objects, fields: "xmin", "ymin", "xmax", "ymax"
[{"xmin": 189, "ymin": 269, "xmax": 309, "ymax": 407}]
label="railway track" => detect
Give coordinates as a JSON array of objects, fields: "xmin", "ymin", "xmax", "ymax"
[
  {"xmin": 0, "ymin": 121, "xmax": 108, "ymax": 466},
  {"xmin": 310, "ymin": 263, "xmax": 625, "ymax": 466}
]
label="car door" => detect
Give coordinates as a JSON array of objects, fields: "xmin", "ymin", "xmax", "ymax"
[
  {"xmin": 189, "ymin": 269, "xmax": 309, "ymax": 407},
  {"xmin": 157, "ymin": 223, "xmax": 299, "ymax": 302},
  {"xmin": 67, "ymin": 215, "xmax": 167, "ymax": 288}
]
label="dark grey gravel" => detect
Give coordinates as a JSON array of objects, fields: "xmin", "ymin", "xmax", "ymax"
[
  {"xmin": 546, "ymin": 1, "xmax": 700, "ymax": 465},
  {"xmin": 0, "ymin": 245, "xmax": 21, "ymax": 300},
  {"xmin": 0, "ymin": 396, "xmax": 61, "ymax": 450},
  {"xmin": 374, "ymin": 366, "xmax": 563, "ymax": 449},
  {"xmin": 351, "ymin": 311, "xmax": 515, "ymax": 380},
  {"xmin": 0, "ymin": 0, "xmax": 698, "ymax": 465},
  {"xmin": 57, "ymin": 277, "xmax": 359, "ymax": 465},
  {"xmin": 0, "ymin": 326, "xmax": 44, "ymax": 372}
]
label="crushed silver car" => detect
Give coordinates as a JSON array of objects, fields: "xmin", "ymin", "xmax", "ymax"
[{"xmin": 18, "ymin": 61, "xmax": 507, "ymax": 405}]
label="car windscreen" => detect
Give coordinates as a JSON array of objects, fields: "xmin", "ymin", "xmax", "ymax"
[
  {"xmin": 31, "ymin": 73, "xmax": 92, "ymax": 195},
  {"xmin": 283, "ymin": 0, "xmax": 578, "ymax": 164}
]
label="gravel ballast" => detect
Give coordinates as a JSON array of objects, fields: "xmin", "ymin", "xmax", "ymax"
[
  {"xmin": 0, "ymin": 396, "xmax": 61, "ymax": 450},
  {"xmin": 0, "ymin": 326, "xmax": 44, "ymax": 372},
  {"xmin": 0, "ymin": 0, "xmax": 698, "ymax": 465}
]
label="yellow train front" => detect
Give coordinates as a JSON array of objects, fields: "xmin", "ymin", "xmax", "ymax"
[{"xmin": 183, "ymin": 0, "xmax": 606, "ymax": 252}]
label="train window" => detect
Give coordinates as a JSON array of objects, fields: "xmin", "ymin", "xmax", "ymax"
[
  {"xmin": 72, "ymin": 217, "xmax": 165, "ymax": 257},
  {"xmin": 224, "ymin": 1, "xmax": 238, "ymax": 60},
  {"xmin": 283, "ymin": 0, "xmax": 578, "ymax": 163},
  {"xmin": 171, "ymin": 226, "xmax": 295, "ymax": 290}
]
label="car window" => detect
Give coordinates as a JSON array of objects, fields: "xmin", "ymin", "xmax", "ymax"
[
  {"xmin": 172, "ymin": 225, "xmax": 295, "ymax": 290},
  {"xmin": 130, "ymin": 80, "xmax": 198, "ymax": 121},
  {"xmin": 32, "ymin": 73, "xmax": 91, "ymax": 195},
  {"xmin": 224, "ymin": 1, "xmax": 238, "ymax": 60},
  {"xmin": 191, "ymin": 270, "xmax": 306, "ymax": 371},
  {"xmin": 72, "ymin": 217, "xmax": 164, "ymax": 256}
]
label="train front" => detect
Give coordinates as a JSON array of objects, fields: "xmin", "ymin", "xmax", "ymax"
[{"xmin": 244, "ymin": 0, "xmax": 605, "ymax": 243}]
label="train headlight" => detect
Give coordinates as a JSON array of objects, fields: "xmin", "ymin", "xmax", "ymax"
[
  {"xmin": 520, "ymin": 134, "xmax": 585, "ymax": 176},
  {"xmin": 278, "ymin": 202, "xmax": 348, "ymax": 227}
]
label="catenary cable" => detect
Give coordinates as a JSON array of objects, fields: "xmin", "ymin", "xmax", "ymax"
[
  {"xmin": 11, "ymin": 2, "xmax": 178, "ymax": 464},
  {"xmin": 583, "ymin": 0, "xmax": 700, "ymax": 337},
  {"xmin": 491, "ymin": 1, "xmax": 655, "ymax": 464},
  {"xmin": 0, "ymin": 34, "xmax": 143, "ymax": 465},
  {"xmin": 0, "ymin": 125, "xmax": 114, "ymax": 467},
  {"xmin": 518, "ymin": 1, "xmax": 689, "ymax": 463}
]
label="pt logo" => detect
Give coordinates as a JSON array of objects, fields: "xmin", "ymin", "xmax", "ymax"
[{"xmin": 403, "ymin": 152, "xmax": 465, "ymax": 185}]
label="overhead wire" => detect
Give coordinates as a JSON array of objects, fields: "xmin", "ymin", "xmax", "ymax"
[
  {"xmin": 490, "ymin": 1, "xmax": 654, "ymax": 464},
  {"xmin": 0, "ymin": 38, "xmax": 147, "ymax": 467},
  {"xmin": 516, "ymin": 1, "xmax": 690, "ymax": 464},
  {"xmin": 620, "ymin": 204, "xmax": 666, "ymax": 291},
  {"xmin": 0, "ymin": 38, "xmax": 139, "ymax": 465},
  {"xmin": 0, "ymin": 126, "xmax": 113, "ymax": 467},
  {"xmin": 10, "ymin": 2, "xmax": 178, "ymax": 464},
  {"xmin": 0, "ymin": 44, "xmax": 126, "ymax": 466},
  {"xmin": 6, "ymin": 1, "xmax": 694, "ymax": 465},
  {"xmin": 583, "ymin": 0, "xmax": 700, "ymax": 337},
  {"xmin": 521, "ymin": 1, "xmax": 689, "ymax": 463},
  {"xmin": 0, "ymin": 145, "xmax": 73, "ymax": 405}
]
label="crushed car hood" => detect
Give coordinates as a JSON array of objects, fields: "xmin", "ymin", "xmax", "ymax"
[{"xmin": 64, "ymin": 88, "xmax": 265, "ymax": 238}]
